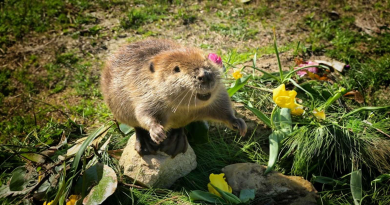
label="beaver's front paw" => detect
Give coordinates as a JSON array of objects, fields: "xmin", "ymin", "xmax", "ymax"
[
  {"xmin": 230, "ymin": 118, "xmax": 247, "ymax": 136},
  {"xmin": 149, "ymin": 124, "xmax": 167, "ymax": 144}
]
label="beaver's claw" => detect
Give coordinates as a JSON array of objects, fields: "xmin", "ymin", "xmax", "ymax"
[
  {"xmin": 230, "ymin": 118, "xmax": 247, "ymax": 136},
  {"xmin": 149, "ymin": 124, "xmax": 167, "ymax": 144}
]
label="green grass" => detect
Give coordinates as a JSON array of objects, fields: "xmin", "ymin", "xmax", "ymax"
[
  {"xmin": 0, "ymin": 0, "xmax": 93, "ymax": 50},
  {"xmin": 1, "ymin": 0, "xmax": 390, "ymax": 204},
  {"xmin": 120, "ymin": 3, "xmax": 169, "ymax": 30},
  {"xmin": 301, "ymin": 13, "xmax": 390, "ymax": 99}
]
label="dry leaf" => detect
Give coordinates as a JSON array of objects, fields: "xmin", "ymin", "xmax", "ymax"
[{"xmin": 315, "ymin": 60, "xmax": 346, "ymax": 72}]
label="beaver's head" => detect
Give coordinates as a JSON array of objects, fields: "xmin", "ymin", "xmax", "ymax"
[{"xmin": 150, "ymin": 48, "xmax": 222, "ymax": 109}]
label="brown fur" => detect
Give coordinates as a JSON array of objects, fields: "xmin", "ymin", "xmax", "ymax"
[{"xmin": 101, "ymin": 39, "xmax": 246, "ymax": 154}]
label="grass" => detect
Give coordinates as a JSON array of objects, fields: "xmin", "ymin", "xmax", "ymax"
[{"xmin": 1, "ymin": 0, "xmax": 390, "ymax": 204}]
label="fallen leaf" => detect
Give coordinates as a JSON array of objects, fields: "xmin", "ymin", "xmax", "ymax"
[
  {"xmin": 21, "ymin": 153, "xmax": 46, "ymax": 164},
  {"xmin": 82, "ymin": 164, "xmax": 117, "ymax": 205},
  {"xmin": 98, "ymin": 136, "xmax": 112, "ymax": 154},
  {"xmin": 315, "ymin": 60, "xmax": 346, "ymax": 72},
  {"xmin": 344, "ymin": 90, "xmax": 364, "ymax": 104}
]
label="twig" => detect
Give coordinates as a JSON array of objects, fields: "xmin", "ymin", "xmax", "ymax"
[
  {"xmin": 155, "ymin": 196, "xmax": 179, "ymax": 205},
  {"xmin": 362, "ymin": 121, "xmax": 390, "ymax": 138},
  {"xmin": 120, "ymin": 182, "xmax": 146, "ymax": 189}
]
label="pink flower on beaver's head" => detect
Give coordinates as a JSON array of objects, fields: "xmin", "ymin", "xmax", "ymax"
[{"xmin": 208, "ymin": 53, "xmax": 222, "ymax": 67}]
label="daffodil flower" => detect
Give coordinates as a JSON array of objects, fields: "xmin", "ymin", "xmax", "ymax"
[
  {"xmin": 291, "ymin": 105, "xmax": 304, "ymax": 115},
  {"xmin": 207, "ymin": 173, "xmax": 232, "ymax": 197},
  {"xmin": 232, "ymin": 70, "xmax": 243, "ymax": 79},
  {"xmin": 273, "ymin": 84, "xmax": 304, "ymax": 115},
  {"xmin": 43, "ymin": 201, "xmax": 53, "ymax": 205},
  {"xmin": 66, "ymin": 195, "xmax": 80, "ymax": 205},
  {"xmin": 313, "ymin": 109, "xmax": 325, "ymax": 120}
]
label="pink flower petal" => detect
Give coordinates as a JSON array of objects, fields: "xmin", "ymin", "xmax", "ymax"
[
  {"xmin": 295, "ymin": 61, "xmax": 320, "ymax": 77},
  {"xmin": 208, "ymin": 53, "xmax": 222, "ymax": 66},
  {"xmin": 296, "ymin": 70, "xmax": 307, "ymax": 77},
  {"xmin": 307, "ymin": 67, "xmax": 319, "ymax": 73}
]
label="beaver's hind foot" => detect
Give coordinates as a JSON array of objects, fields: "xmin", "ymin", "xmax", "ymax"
[
  {"xmin": 160, "ymin": 128, "xmax": 188, "ymax": 157},
  {"xmin": 134, "ymin": 127, "xmax": 188, "ymax": 157},
  {"xmin": 134, "ymin": 127, "xmax": 159, "ymax": 156}
]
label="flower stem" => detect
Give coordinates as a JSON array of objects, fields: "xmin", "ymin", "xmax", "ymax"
[
  {"xmin": 320, "ymin": 87, "xmax": 347, "ymax": 110},
  {"xmin": 284, "ymin": 65, "xmax": 329, "ymax": 81}
]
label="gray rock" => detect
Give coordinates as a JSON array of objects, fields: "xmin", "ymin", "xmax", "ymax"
[
  {"xmin": 119, "ymin": 135, "xmax": 197, "ymax": 188},
  {"xmin": 222, "ymin": 163, "xmax": 317, "ymax": 205}
]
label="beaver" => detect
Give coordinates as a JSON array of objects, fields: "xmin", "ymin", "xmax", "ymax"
[{"xmin": 101, "ymin": 39, "xmax": 247, "ymax": 157}]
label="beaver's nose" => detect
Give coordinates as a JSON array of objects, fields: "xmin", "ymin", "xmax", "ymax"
[{"xmin": 197, "ymin": 68, "xmax": 212, "ymax": 84}]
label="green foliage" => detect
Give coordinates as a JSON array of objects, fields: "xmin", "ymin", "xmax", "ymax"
[
  {"xmin": 0, "ymin": 0, "xmax": 92, "ymax": 48},
  {"xmin": 303, "ymin": 14, "xmax": 390, "ymax": 95},
  {"xmin": 210, "ymin": 20, "xmax": 258, "ymax": 40},
  {"xmin": 120, "ymin": 4, "xmax": 168, "ymax": 29}
]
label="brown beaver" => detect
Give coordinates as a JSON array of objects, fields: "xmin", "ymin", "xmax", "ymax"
[{"xmin": 101, "ymin": 39, "xmax": 247, "ymax": 157}]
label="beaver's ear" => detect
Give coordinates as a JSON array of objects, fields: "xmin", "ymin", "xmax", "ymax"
[{"xmin": 149, "ymin": 62, "xmax": 155, "ymax": 73}]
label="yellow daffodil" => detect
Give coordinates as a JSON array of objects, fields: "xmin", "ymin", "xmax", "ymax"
[
  {"xmin": 313, "ymin": 109, "xmax": 325, "ymax": 120},
  {"xmin": 291, "ymin": 105, "xmax": 304, "ymax": 115},
  {"xmin": 43, "ymin": 201, "xmax": 53, "ymax": 205},
  {"xmin": 207, "ymin": 173, "xmax": 232, "ymax": 197},
  {"xmin": 273, "ymin": 84, "xmax": 304, "ymax": 115},
  {"xmin": 232, "ymin": 70, "xmax": 243, "ymax": 79},
  {"xmin": 66, "ymin": 195, "xmax": 80, "ymax": 205}
]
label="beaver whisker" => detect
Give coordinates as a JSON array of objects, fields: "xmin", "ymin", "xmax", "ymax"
[
  {"xmin": 171, "ymin": 87, "xmax": 188, "ymax": 102},
  {"xmin": 172, "ymin": 88, "xmax": 191, "ymax": 113},
  {"xmin": 188, "ymin": 89, "xmax": 195, "ymax": 113}
]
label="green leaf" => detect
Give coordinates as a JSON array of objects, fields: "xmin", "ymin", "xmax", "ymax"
[
  {"xmin": 252, "ymin": 52, "xmax": 257, "ymax": 68},
  {"xmin": 351, "ymin": 170, "xmax": 362, "ymax": 205},
  {"xmin": 288, "ymin": 78, "xmax": 314, "ymax": 105},
  {"xmin": 372, "ymin": 174, "xmax": 390, "ymax": 185},
  {"xmin": 320, "ymin": 87, "xmax": 347, "ymax": 110},
  {"xmin": 272, "ymin": 108, "xmax": 292, "ymax": 135},
  {"xmin": 342, "ymin": 106, "xmax": 390, "ymax": 119},
  {"xmin": 82, "ymin": 164, "xmax": 118, "ymax": 205},
  {"xmin": 119, "ymin": 124, "xmax": 133, "ymax": 135},
  {"xmin": 273, "ymin": 29, "xmax": 283, "ymax": 81},
  {"xmin": 72, "ymin": 123, "xmax": 113, "ymax": 173},
  {"xmin": 9, "ymin": 167, "xmax": 27, "ymax": 191},
  {"xmin": 227, "ymin": 75, "xmax": 252, "ymax": 97},
  {"xmin": 74, "ymin": 163, "xmax": 104, "ymax": 193},
  {"xmin": 211, "ymin": 184, "xmax": 241, "ymax": 204},
  {"xmin": 245, "ymin": 105, "xmax": 271, "ymax": 127},
  {"xmin": 186, "ymin": 121, "xmax": 209, "ymax": 144},
  {"xmin": 239, "ymin": 189, "xmax": 255, "ymax": 203},
  {"xmin": 253, "ymin": 68, "xmax": 280, "ymax": 82},
  {"xmin": 21, "ymin": 153, "xmax": 46, "ymax": 163},
  {"xmin": 189, "ymin": 190, "xmax": 226, "ymax": 204},
  {"xmin": 312, "ymin": 175, "xmax": 347, "ymax": 186},
  {"xmin": 51, "ymin": 162, "xmax": 67, "ymax": 205},
  {"xmin": 264, "ymin": 131, "xmax": 284, "ymax": 175}
]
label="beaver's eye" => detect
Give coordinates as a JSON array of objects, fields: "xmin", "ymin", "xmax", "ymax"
[
  {"xmin": 174, "ymin": 66, "xmax": 180, "ymax": 73},
  {"xmin": 149, "ymin": 62, "xmax": 155, "ymax": 73}
]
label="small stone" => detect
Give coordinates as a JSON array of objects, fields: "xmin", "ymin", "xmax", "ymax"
[
  {"xmin": 222, "ymin": 163, "xmax": 317, "ymax": 205},
  {"xmin": 119, "ymin": 135, "xmax": 197, "ymax": 188}
]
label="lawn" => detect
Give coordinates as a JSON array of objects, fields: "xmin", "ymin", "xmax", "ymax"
[{"xmin": 1, "ymin": 0, "xmax": 390, "ymax": 204}]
